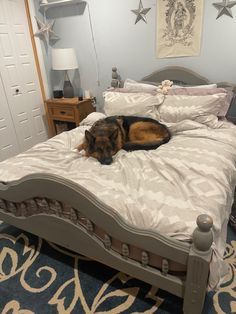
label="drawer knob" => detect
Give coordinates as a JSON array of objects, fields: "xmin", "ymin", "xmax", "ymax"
[{"xmin": 60, "ymin": 111, "xmax": 66, "ymax": 115}]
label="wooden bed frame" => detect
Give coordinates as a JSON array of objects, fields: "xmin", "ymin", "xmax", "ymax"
[{"xmin": 0, "ymin": 66, "xmax": 235, "ymax": 314}]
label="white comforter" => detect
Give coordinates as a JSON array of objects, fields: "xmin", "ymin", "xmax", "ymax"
[{"xmin": 1, "ymin": 113, "xmax": 236, "ymax": 289}]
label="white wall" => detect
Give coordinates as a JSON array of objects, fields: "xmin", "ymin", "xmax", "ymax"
[{"xmin": 34, "ymin": 0, "xmax": 236, "ymax": 110}]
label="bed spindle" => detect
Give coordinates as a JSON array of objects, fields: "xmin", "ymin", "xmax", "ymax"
[
  {"xmin": 70, "ymin": 208, "xmax": 78, "ymax": 223},
  {"xmin": 36, "ymin": 198, "xmax": 49, "ymax": 213},
  {"xmin": 122, "ymin": 243, "xmax": 130, "ymax": 259},
  {"xmin": 6, "ymin": 201, "xmax": 16, "ymax": 214},
  {"xmin": 18, "ymin": 202, "xmax": 27, "ymax": 216},
  {"xmin": 86, "ymin": 219, "xmax": 94, "ymax": 233},
  {"xmin": 162, "ymin": 259, "xmax": 169, "ymax": 276},
  {"xmin": 104, "ymin": 234, "xmax": 112, "ymax": 249},
  {"xmin": 0, "ymin": 199, "xmax": 6, "ymax": 210},
  {"xmin": 141, "ymin": 251, "xmax": 149, "ymax": 267},
  {"xmin": 25, "ymin": 199, "xmax": 38, "ymax": 213}
]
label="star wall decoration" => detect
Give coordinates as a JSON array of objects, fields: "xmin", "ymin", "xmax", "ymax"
[
  {"xmin": 213, "ymin": 0, "xmax": 236, "ymax": 19},
  {"xmin": 34, "ymin": 16, "xmax": 60, "ymax": 45},
  {"xmin": 131, "ymin": 0, "xmax": 151, "ymax": 24}
]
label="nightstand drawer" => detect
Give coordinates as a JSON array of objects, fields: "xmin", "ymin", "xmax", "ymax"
[{"xmin": 49, "ymin": 106, "xmax": 75, "ymax": 120}]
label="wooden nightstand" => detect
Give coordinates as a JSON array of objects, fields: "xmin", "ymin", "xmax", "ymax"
[{"xmin": 45, "ymin": 97, "xmax": 95, "ymax": 137}]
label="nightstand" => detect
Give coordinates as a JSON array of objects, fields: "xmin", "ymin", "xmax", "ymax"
[{"xmin": 45, "ymin": 97, "xmax": 95, "ymax": 137}]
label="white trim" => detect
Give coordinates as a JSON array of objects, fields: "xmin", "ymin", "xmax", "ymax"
[
  {"xmin": 40, "ymin": 0, "xmax": 82, "ymax": 9},
  {"xmin": 27, "ymin": 0, "xmax": 50, "ymax": 99}
]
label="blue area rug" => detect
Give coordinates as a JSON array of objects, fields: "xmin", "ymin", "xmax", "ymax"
[{"xmin": 0, "ymin": 223, "xmax": 235, "ymax": 313}]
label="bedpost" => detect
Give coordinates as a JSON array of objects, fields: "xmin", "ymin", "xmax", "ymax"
[
  {"xmin": 183, "ymin": 214, "xmax": 213, "ymax": 314},
  {"xmin": 111, "ymin": 67, "xmax": 120, "ymax": 88}
]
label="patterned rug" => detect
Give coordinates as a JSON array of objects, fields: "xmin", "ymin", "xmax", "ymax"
[{"xmin": 0, "ymin": 222, "xmax": 235, "ymax": 314}]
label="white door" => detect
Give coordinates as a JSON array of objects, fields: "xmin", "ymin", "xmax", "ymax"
[
  {"xmin": 0, "ymin": 0, "xmax": 47, "ymax": 153},
  {"xmin": 0, "ymin": 73, "xmax": 19, "ymax": 161}
]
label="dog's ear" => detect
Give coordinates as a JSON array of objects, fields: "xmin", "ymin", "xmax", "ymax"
[
  {"xmin": 110, "ymin": 128, "xmax": 119, "ymax": 141},
  {"xmin": 85, "ymin": 130, "xmax": 95, "ymax": 143}
]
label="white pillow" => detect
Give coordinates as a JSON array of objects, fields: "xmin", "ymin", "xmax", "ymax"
[
  {"xmin": 158, "ymin": 91, "xmax": 228, "ymax": 122},
  {"xmin": 103, "ymin": 91, "xmax": 164, "ymax": 118},
  {"xmin": 80, "ymin": 112, "xmax": 106, "ymax": 126},
  {"xmin": 124, "ymin": 78, "xmax": 158, "ymax": 92},
  {"xmin": 124, "ymin": 79, "xmax": 217, "ymax": 92}
]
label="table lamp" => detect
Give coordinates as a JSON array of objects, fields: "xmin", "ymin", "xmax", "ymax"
[{"xmin": 52, "ymin": 48, "xmax": 78, "ymax": 98}]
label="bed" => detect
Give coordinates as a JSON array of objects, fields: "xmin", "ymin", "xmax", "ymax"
[{"xmin": 0, "ymin": 66, "xmax": 236, "ymax": 314}]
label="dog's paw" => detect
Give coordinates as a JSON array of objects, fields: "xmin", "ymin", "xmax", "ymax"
[{"xmin": 76, "ymin": 143, "xmax": 84, "ymax": 151}]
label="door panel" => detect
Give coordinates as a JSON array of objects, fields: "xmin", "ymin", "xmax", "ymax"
[
  {"xmin": 0, "ymin": 74, "xmax": 19, "ymax": 161},
  {"xmin": 0, "ymin": 0, "xmax": 47, "ymax": 154}
]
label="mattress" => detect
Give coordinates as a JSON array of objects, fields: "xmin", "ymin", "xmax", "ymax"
[{"xmin": 0, "ymin": 113, "xmax": 236, "ymax": 289}]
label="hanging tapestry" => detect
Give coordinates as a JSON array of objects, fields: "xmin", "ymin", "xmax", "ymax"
[{"xmin": 156, "ymin": 0, "xmax": 204, "ymax": 58}]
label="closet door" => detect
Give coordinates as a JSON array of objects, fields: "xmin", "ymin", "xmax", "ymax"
[
  {"xmin": 0, "ymin": 73, "xmax": 19, "ymax": 161},
  {"xmin": 0, "ymin": 0, "xmax": 47, "ymax": 153}
]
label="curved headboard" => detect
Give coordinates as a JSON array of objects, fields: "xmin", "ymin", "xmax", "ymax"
[
  {"xmin": 111, "ymin": 65, "xmax": 236, "ymax": 121},
  {"xmin": 142, "ymin": 66, "xmax": 210, "ymax": 86},
  {"xmin": 141, "ymin": 66, "xmax": 236, "ymax": 92}
]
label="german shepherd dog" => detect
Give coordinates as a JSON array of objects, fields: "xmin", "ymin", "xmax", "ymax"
[{"xmin": 77, "ymin": 116, "xmax": 171, "ymax": 165}]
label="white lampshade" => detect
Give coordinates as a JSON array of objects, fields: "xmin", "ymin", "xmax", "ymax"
[{"xmin": 52, "ymin": 48, "xmax": 78, "ymax": 70}]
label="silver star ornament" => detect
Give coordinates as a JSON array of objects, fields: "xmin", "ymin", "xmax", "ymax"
[
  {"xmin": 213, "ymin": 0, "xmax": 236, "ymax": 19},
  {"xmin": 34, "ymin": 16, "xmax": 60, "ymax": 45},
  {"xmin": 131, "ymin": 0, "xmax": 151, "ymax": 24}
]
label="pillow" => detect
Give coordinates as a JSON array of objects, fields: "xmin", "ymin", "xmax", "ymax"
[
  {"xmin": 218, "ymin": 90, "xmax": 234, "ymax": 117},
  {"xmin": 169, "ymin": 87, "xmax": 233, "ymax": 117},
  {"xmin": 103, "ymin": 91, "xmax": 164, "ymax": 118},
  {"xmin": 157, "ymin": 88, "xmax": 229, "ymax": 123},
  {"xmin": 80, "ymin": 112, "xmax": 106, "ymax": 126},
  {"xmin": 106, "ymin": 87, "xmax": 157, "ymax": 95},
  {"xmin": 123, "ymin": 79, "xmax": 159, "ymax": 92},
  {"xmin": 172, "ymin": 83, "xmax": 217, "ymax": 89},
  {"xmin": 124, "ymin": 78, "xmax": 217, "ymax": 92}
]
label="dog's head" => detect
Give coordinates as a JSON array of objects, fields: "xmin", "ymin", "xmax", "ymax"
[{"xmin": 84, "ymin": 128, "xmax": 120, "ymax": 165}]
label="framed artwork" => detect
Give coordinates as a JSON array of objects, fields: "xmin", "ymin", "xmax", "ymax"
[{"xmin": 156, "ymin": 0, "xmax": 204, "ymax": 58}]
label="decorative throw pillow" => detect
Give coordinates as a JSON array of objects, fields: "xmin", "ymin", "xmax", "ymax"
[
  {"xmin": 157, "ymin": 88, "xmax": 230, "ymax": 123},
  {"xmin": 103, "ymin": 91, "xmax": 164, "ymax": 118}
]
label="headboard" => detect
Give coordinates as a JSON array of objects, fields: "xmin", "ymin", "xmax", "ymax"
[
  {"xmin": 141, "ymin": 66, "xmax": 236, "ymax": 92},
  {"xmin": 141, "ymin": 66, "xmax": 236, "ymax": 121},
  {"xmin": 142, "ymin": 66, "xmax": 209, "ymax": 86},
  {"xmin": 110, "ymin": 65, "xmax": 236, "ymax": 121}
]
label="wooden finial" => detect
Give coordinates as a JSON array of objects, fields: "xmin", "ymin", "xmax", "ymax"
[
  {"xmin": 193, "ymin": 214, "xmax": 213, "ymax": 252},
  {"xmin": 196, "ymin": 214, "xmax": 213, "ymax": 231},
  {"xmin": 111, "ymin": 66, "xmax": 120, "ymax": 88}
]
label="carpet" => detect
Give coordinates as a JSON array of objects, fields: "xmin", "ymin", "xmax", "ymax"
[{"xmin": 0, "ymin": 222, "xmax": 235, "ymax": 314}]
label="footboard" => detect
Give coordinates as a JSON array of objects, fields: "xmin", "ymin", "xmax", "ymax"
[{"xmin": 0, "ymin": 174, "xmax": 213, "ymax": 314}]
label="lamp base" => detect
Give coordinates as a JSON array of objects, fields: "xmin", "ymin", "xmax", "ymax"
[{"xmin": 63, "ymin": 80, "xmax": 74, "ymax": 98}]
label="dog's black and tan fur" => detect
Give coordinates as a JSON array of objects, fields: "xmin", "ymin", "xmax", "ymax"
[{"xmin": 78, "ymin": 116, "xmax": 171, "ymax": 165}]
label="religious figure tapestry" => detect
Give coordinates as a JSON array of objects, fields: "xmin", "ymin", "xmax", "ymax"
[{"xmin": 156, "ymin": 0, "xmax": 204, "ymax": 58}]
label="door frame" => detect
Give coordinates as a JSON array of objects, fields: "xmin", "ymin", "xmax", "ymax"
[
  {"xmin": 24, "ymin": 0, "xmax": 51, "ymax": 135},
  {"xmin": 24, "ymin": 0, "xmax": 50, "ymax": 101}
]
